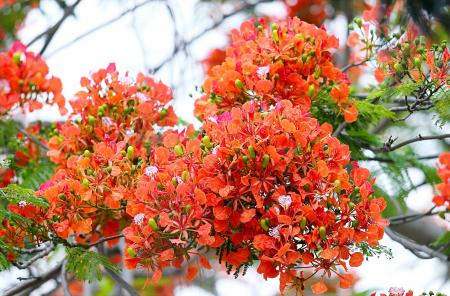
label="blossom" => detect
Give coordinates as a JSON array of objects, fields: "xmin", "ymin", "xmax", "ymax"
[
  {"xmin": 133, "ymin": 213, "xmax": 145, "ymax": 226},
  {"xmin": 194, "ymin": 17, "xmax": 356, "ymax": 123},
  {"xmin": 144, "ymin": 166, "xmax": 158, "ymax": 178},
  {"xmin": 0, "ymin": 41, "xmax": 66, "ymax": 115},
  {"xmin": 268, "ymin": 225, "xmax": 280, "ymax": 238},
  {"xmin": 278, "ymin": 195, "xmax": 292, "ymax": 210}
]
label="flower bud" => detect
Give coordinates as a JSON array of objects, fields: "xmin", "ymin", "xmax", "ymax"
[
  {"xmin": 12, "ymin": 52, "xmax": 21, "ymax": 65},
  {"xmin": 174, "ymin": 144, "xmax": 184, "ymax": 157},
  {"xmin": 355, "ymin": 18, "xmax": 362, "ymax": 27},
  {"xmin": 148, "ymin": 218, "xmax": 159, "ymax": 231},
  {"xmin": 308, "ymin": 84, "xmax": 315, "ymax": 97},
  {"xmin": 248, "ymin": 146, "xmax": 256, "ymax": 159},
  {"xmin": 181, "ymin": 170, "xmax": 189, "ymax": 182},
  {"xmin": 393, "ymin": 63, "xmax": 402, "ymax": 73},
  {"xmin": 81, "ymin": 178, "xmax": 90, "ymax": 187},
  {"xmin": 127, "ymin": 247, "xmax": 136, "ymax": 257},
  {"xmin": 300, "ymin": 217, "xmax": 307, "ymax": 230},
  {"xmin": 242, "ymin": 155, "xmax": 249, "ymax": 165},
  {"xmin": 235, "ymin": 79, "xmax": 243, "ymax": 90},
  {"xmin": 272, "ymin": 30, "xmax": 279, "ymax": 42},
  {"xmin": 127, "ymin": 146, "xmax": 134, "ymax": 160},
  {"xmin": 202, "ymin": 135, "xmax": 212, "ymax": 148},
  {"xmin": 88, "ymin": 115, "xmax": 96, "ymax": 126},
  {"xmin": 349, "ymin": 202, "xmax": 355, "ymax": 210},
  {"xmin": 319, "ymin": 226, "xmax": 326, "ymax": 239},
  {"xmin": 83, "ymin": 150, "xmax": 91, "ymax": 158},
  {"xmin": 260, "ymin": 218, "xmax": 270, "ymax": 231},
  {"xmin": 262, "ymin": 154, "xmax": 270, "ymax": 169}
]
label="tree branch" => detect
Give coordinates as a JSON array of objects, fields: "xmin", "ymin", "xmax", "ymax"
[
  {"xmin": 388, "ymin": 207, "xmax": 443, "ymax": 225},
  {"xmin": 27, "ymin": 0, "xmax": 83, "ymax": 55},
  {"xmin": 149, "ymin": 0, "xmax": 273, "ymax": 73},
  {"xmin": 16, "ymin": 126, "xmax": 49, "ymax": 151},
  {"xmin": 46, "ymin": 0, "xmax": 157, "ymax": 57},
  {"xmin": 385, "ymin": 227, "xmax": 449, "ymax": 261},
  {"xmin": 368, "ymin": 133, "xmax": 450, "ymax": 153},
  {"xmin": 12, "ymin": 244, "xmax": 55, "ymax": 269},
  {"xmin": 61, "ymin": 259, "xmax": 72, "ymax": 296},
  {"xmin": 340, "ymin": 58, "xmax": 370, "ymax": 72},
  {"xmin": 357, "ymin": 154, "xmax": 439, "ymax": 163},
  {"xmin": 104, "ymin": 266, "xmax": 140, "ymax": 296},
  {"xmin": 3, "ymin": 261, "xmax": 63, "ymax": 296},
  {"xmin": 83, "ymin": 234, "xmax": 124, "ymax": 248}
]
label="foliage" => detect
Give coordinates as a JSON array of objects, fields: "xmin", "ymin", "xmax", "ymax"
[
  {"xmin": 0, "ymin": 1, "xmax": 449, "ymax": 295},
  {"xmin": 66, "ymin": 247, "xmax": 120, "ymax": 281}
]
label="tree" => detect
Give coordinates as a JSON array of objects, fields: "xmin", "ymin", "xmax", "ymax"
[{"xmin": 0, "ymin": 0, "xmax": 449, "ymax": 295}]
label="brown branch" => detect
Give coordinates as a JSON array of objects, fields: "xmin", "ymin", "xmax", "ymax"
[
  {"xmin": 12, "ymin": 244, "xmax": 55, "ymax": 269},
  {"xmin": 389, "ymin": 207, "xmax": 442, "ymax": 225},
  {"xmin": 61, "ymin": 259, "xmax": 72, "ymax": 296},
  {"xmin": 27, "ymin": 0, "xmax": 83, "ymax": 55},
  {"xmin": 340, "ymin": 58, "xmax": 370, "ymax": 72},
  {"xmin": 368, "ymin": 133, "xmax": 450, "ymax": 153},
  {"xmin": 104, "ymin": 266, "xmax": 139, "ymax": 296},
  {"xmin": 83, "ymin": 234, "xmax": 124, "ymax": 248},
  {"xmin": 149, "ymin": 0, "xmax": 273, "ymax": 73},
  {"xmin": 385, "ymin": 227, "xmax": 449, "ymax": 261},
  {"xmin": 332, "ymin": 122, "xmax": 348, "ymax": 137},
  {"xmin": 45, "ymin": 0, "xmax": 157, "ymax": 57},
  {"xmin": 3, "ymin": 261, "xmax": 63, "ymax": 296},
  {"xmin": 16, "ymin": 126, "xmax": 49, "ymax": 151},
  {"xmin": 357, "ymin": 154, "xmax": 439, "ymax": 163}
]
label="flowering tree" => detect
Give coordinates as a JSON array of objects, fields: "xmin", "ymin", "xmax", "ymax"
[{"xmin": 0, "ymin": 0, "xmax": 449, "ymax": 295}]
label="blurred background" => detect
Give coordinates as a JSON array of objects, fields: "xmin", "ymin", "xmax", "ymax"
[{"xmin": 0, "ymin": 0, "xmax": 449, "ymax": 295}]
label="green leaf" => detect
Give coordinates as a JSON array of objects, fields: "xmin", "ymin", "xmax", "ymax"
[
  {"xmin": 355, "ymin": 100, "xmax": 395, "ymax": 124},
  {"xmin": 367, "ymin": 80, "xmax": 420, "ymax": 102},
  {"xmin": 432, "ymin": 87, "xmax": 450, "ymax": 127},
  {"xmin": 66, "ymin": 247, "xmax": 120, "ymax": 281},
  {"xmin": 431, "ymin": 231, "xmax": 450, "ymax": 247},
  {"xmin": 0, "ymin": 184, "xmax": 48, "ymax": 208},
  {"xmin": 0, "ymin": 238, "xmax": 13, "ymax": 270}
]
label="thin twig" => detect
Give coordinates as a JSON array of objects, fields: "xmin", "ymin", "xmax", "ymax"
[
  {"xmin": 83, "ymin": 234, "xmax": 124, "ymax": 248},
  {"xmin": 104, "ymin": 266, "xmax": 140, "ymax": 296},
  {"xmin": 149, "ymin": 0, "xmax": 273, "ymax": 73},
  {"xmin": 13, "ymin": 244, "xmax": 55, "ymax": 269},
  {"xmin": 61, "ymin": 259, "xmax": 72, "ymax": 296},
  {"xmin": 340, "ymin": 58, "xmax": 370, "ymax": 72},
  {"xmin": 332, "ymin": 122, "xmax": 347, "ymax": 137},
  {"xmin": 385, "ymin": 227, "xmax": 449, "ymax": 261},
  {"xmin": 27, "ymin": 0, "xmax": 83, "ymax": 55},
  {"xmin": 16, "ymin": 126, "xmax": 49, "ymax": 151},
  {"xmin": 358, "ymin": 154, "xmax": 439, "ymax": 163},
  {"xmin": 3, "ymin": 261, "xmax": 63, "ymax": 296},
  {"xmin": 15, "ymin": 242, "xmax": 52, "ymax": 254},
  {"xmin": 369, "ymin": 133, "xmax": 450, "ymax": 153},
  {"xmin": 46, "ymin": 0, "xmax": 157, "ymax": 57},
  {"xmin": 389, "ymin": 207, "xmax": 441, "ymax": 225}
]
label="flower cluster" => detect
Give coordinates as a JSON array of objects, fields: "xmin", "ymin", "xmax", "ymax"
[
  {"xmin": 6, "ymin": 64, "xmax": 178, "ymax": 245},
  {"xmin": 371, "ymin": 288, "xmax": 447, "ymax": 296},
  {"xmin": 195, "ymin": 17, "xmax": 358, "ymax": 123},
  {"xmin": 374, "ymin": 36, "xmax": 449, "ymax": 86},
  {"xmin": 0, "ymin": 41, "xmax": 65, "ymax": 115},
  {"xmin": 433, "ymin": 152, "xmax": 450, "ymax": 209},
  {"xmin": 2, "ymin": 18, "xmax": 392, "ymax": 296},
  {"xmin": 124, "ymin": 99, "xmax": 387, "ymax": 294}
]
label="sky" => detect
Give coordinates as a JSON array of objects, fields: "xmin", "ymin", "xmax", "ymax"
[{"xmin": 1, "ymin": 0, "xmax": 449, "ymax": 295}]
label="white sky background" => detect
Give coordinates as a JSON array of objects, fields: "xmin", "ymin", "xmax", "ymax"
[{"xmin": 1, "ymin": 0, "xmax": 449, "ymax": 295}]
